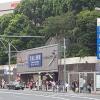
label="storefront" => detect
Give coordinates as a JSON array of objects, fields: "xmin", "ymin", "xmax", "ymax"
[
  {"xmin": 17, "ymin": 44, "xmax": 59, "ymax": 85},
  {"xmin": 58, "ymin": 56, "xmax": 100, "ymax": 93}
]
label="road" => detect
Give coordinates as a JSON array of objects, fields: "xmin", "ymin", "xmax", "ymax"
[{"xmin": 0, "ymin": 89, "xmax": 100, "ymax": 100}]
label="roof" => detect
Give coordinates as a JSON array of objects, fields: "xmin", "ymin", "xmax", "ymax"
[{"xmin": 58, "ymin": 56, "xmax": 99, "ymax": 65}]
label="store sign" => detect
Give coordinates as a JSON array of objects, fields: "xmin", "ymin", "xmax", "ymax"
[
  {"xmin": 97, "ymin": 18, "xmax": 100, "ymax": 59},
  {"xmin": 28, "ymin": 53, "xmax": 42, "ymax": 67}
]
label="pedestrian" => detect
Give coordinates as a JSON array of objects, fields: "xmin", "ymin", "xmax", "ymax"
[
  {"xmin": 87, "ymin": 83, "xmax": 91, "ymax": 93},
  {"xmin": 50, "ymin": 80, "xmax": 56, "ymax": 92},
  {"xmin": 45, "ymin": 81, "xmax": 49, "ymax": 91},
  {"xmin": 1, "ymin": 79, "xmax": 5, "ymax": 89},
  {"xmin": 29, "ymin": 81, "xmax": 33, "ymax": 90},
  {"xmin": 65, "ymin": 82, "xmax": 69, "ymax": 92},
  {"xmin": 35, "ymin": 80, "xmax": 38, "ymax": 90}
]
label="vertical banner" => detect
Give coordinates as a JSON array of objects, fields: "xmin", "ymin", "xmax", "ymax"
[{"xmin": 97, "ymin": 18, "xmax": 100, "ymax": 59}]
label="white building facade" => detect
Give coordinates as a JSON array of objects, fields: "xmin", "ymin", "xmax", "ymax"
[{"xmin": 0, "ymin": 0, "xmax": 21, "ymax": 16}]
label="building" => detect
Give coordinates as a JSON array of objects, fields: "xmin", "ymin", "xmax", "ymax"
[
  {"xmin": 58, "ymin": 56, "xmax": 100, "ymax": 93},
  {"xmin": 0, "ymin": 0, "xmax": 21, "ymax": 16},
  {"xmin": 17, "ymin": 44, "xmax": 59, "ymax": 84},
  {"xmin": 16, "ymin": 43, "xmax": 100, "ymax": 93},
  {"xmin": 0, "ymin": 64, "xmax": 17, "ymax": 83}
]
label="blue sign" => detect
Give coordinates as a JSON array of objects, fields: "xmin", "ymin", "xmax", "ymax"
[
  {"xmin": 28, "ymin": 53, "xmax": 42, "ymax": 67},
  {"xmin": 97, "ymin": 21, "xmax": 100, "ymax": 59}
]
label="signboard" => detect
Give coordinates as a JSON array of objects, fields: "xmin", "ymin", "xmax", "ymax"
[
  {"xmin": 28, "ymin": 53, "xmax": 42, "ymax": 67},
  {"xmin": 96, "ymin": 73, "xmax": 100, "ymax": 89},
  {"xmin": 97, "ymin": 18, "xmax": 100, "ymax": 59}
]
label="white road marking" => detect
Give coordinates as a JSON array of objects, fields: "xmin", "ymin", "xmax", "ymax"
[{"xmin": 0, "ymin": 91, "xmax": 70, "ymax": 100}]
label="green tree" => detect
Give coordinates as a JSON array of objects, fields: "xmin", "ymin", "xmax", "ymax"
[
  {"xmin": 0, "ymin": 14, "xmax": 13, "ymax": 34},
  {"xmin": 4, "ymin": 14, "xmax": 44, "ymax": 50},
  {"xmin": 14, "ymin": 0, "xmax": 68, "ymax": 25},
  {"xmin": 41, "ymin": 12, "xmax": 76, "ymax": 40},
  {"xmin": 41, "ymin": 10, "xmax": 100, "ymax": 57},
  {"xmin": 67, "ymin": 10, "xmax": 100, "ymax": 57},
  {"xmin": 67, "ymin": 0, "xmax": 95, "ymax": 13}
]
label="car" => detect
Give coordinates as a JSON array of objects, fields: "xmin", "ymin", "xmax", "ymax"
[{"xmin": 7, "ymin": 81, "xmax": 25, "ymax": 90}]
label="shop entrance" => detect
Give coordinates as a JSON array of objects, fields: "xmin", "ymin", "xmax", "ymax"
[{"xmin": 68, "ymin": 72, "xmax": 95, "ymax": 93}]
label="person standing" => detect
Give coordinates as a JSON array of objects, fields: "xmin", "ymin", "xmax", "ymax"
[
  {"xmin": 1, "ymin": 79, "xmax": 5, "ymax": 89},
  {"xmin": 65, "ymin": 82, "xmax": 69, "ymax": 92}
]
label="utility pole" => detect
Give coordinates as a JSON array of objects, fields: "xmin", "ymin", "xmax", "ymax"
[{"xmin": 63, "ymin": 38, "xmax": 66, "ymax": 86}]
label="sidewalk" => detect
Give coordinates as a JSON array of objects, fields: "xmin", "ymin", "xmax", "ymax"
[{"xmin": 91, "ymin": 91, "xmax": 100, "ymax": 95}]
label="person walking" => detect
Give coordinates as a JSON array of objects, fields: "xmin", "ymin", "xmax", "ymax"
[{"xmin": 87, "ymin": 82, "xmax": 91, "ymax": 93}]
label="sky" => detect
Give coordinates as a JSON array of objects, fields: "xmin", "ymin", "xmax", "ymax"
[{"xmin": 0, "ymin": 0, "xmax": 21, "ymax": 3}]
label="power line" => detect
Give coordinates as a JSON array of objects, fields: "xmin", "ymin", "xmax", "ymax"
[{"xmin": 0, "ymin": 35, "xmax": 45, "ymax": 38}]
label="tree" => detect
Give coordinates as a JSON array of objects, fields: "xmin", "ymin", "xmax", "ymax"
[
  {"xmin": 4, "ymin": 14, "xmax": 44, "ymax": 50},
  {"xmin": 70, "ymin": 10, "xmax": 100, "ymax": 56},
  {"xmin": 14, "ymin": 0, "xmax": 68, "ymax": 25},
  {"xmin": 41, "ymin": 10, "xmax": 100, "ymax": 57},
  {"xmin": 0, "ymin": 14, "xmax": 44, "ymax": 64},
  {"xmin": 67, "ymin": 0, "xmax": 95, "ymax": 13},
  {"xmin": 41, "ymin": 12, "xmax": 76, "ymax": 40},
  {"xmin": 0, "ymin": 14, "xmax": 13, "ymax": 34}
]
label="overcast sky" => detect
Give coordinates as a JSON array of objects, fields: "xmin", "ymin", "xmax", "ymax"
[{"xmin": 0, "ymin": 0, "xmax": 21, "ymax": 3}]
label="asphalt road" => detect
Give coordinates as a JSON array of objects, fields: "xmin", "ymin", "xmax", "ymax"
[{"xmin": 0, "ymin": 89, "xmax": 100, "ymax": 100}]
